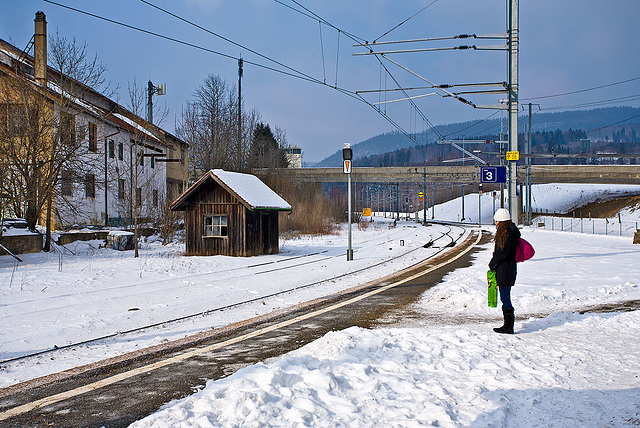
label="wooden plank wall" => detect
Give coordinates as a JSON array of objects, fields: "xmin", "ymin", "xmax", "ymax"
[
  {"xmin": 183, "ymin": 179, "xmax": 280, "ymax": 257},
  {"xmin": 185, "ymin": 182, "xmax": 245, "ymax": 256},
  {"xmin": 244, "ymin": 210, "xmax": 280, "ymax": 256}
]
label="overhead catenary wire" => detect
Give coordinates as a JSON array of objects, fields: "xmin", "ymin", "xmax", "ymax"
[
  {"xmin": 43, "ymin": 0, "xmax": 321, "ymax": 87},
  {"xmin": 520, "ymin": 76, "xmax": 640, "ymax": 101},
  {"xmin": 47, "ymin": 0, "xmax": 456, "ymax": 152},
  {"xmin": 274, "ymin": 0, "xmax": 445, "ymax": 145},
  {"xmin": 42, "ymin": 0, "xmax": 362, "ymax": 104},
  {"xmin": 374, "ymin": 0, "xmax": 440, "ymax": 43},
  {"xmin": 138, "ymin": 0, "xmax": 320, "ymax": 86},
  {"xmin": 366, "ymin": 61, "xmax": 444, "ymax": 143},
  {"xmin": 540, "ymin": 94, "xmax": 640, "ymax": 111},
  {"xmin": 276, "ymin": 0, "xmax": 441, "ymax": 135},
  {"xmin": 286, "ymin": 0, "xmax": 367, "ymax": 44},
  {"xmin": 585, "ymin": 112, "xmax": 640, "ymax": 134},
  {"xmin": 443, "ymin": 110, "xmax": 501, "ymax": 138},
  {"xmin": 155, "ymin": 0, "xmax": 435, "ymax": 148}
]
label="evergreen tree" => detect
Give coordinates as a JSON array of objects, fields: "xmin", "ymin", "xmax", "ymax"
[{"xmin": 248, "ymin": 123, "xmax": 288, "ymax": 169}]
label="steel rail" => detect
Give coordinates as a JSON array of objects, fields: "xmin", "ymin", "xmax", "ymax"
[{"xmin": 0, "ymin": 224, "xmax": 467, "ymax": 365}]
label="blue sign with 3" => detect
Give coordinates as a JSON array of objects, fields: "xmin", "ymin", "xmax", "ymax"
[{"xmin": 481, "ymin": 166, "xmax": 507, "ymax": 183}]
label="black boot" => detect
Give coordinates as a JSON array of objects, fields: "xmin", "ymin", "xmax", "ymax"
[{"xmin": 493, "ymin": 307, "xmax": 515, "ymax": 334}]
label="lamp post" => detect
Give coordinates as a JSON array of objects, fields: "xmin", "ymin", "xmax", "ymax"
[
  {"xmin": 343, "ymin": 143, "xmax": 353, "ymax": 261},
  {"xmin": 104, "ymin": 129, "xmax": 120, "ymax": 227}
]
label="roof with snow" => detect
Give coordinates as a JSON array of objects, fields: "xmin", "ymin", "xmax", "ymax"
[
  {"xmin": 170, "ymin": 169, "xmax": 292, "ymax": 212},
  {"xmin": 0, "ymin": 38, "xmax": 176, "ymax": 150}
]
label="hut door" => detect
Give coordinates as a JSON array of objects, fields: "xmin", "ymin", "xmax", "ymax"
[{"xmin": 261, "ymin": 211, "xmax": 270, "ymax": 253}]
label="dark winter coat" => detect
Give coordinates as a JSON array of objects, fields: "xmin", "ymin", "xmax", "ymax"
[{"xmin": 489, "ymin": 222, "xmax": 521, "ymax": 288}]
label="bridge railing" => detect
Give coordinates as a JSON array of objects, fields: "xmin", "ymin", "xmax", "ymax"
[{"xmin": 533, "ymin": 215, "xmax": 639, "ymax": 237}]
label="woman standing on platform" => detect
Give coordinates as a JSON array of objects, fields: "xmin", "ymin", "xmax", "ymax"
[{"xmin": 489, "ymin": 208, "xmax": 520, "ymax": 334}]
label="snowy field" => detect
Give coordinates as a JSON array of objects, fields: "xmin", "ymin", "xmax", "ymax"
[
  {"xmin": 2, "ymin": 183, "xmax": 640, "ymax": 426},
  {"xmin": 428, "ymin": 183, "xmax": 640, "ymax": 225},
  {"xmin": 1, "ymin": 219, "xmax": 457, "ymax": 387}
]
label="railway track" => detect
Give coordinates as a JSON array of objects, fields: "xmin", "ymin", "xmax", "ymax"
[
  {"xmin": 0, "ymin": 224, "xmax": 483, "ymax": 427},
  {"xmin": 0, "ymin": 222, "xmax": 466, "ymax": 366}
]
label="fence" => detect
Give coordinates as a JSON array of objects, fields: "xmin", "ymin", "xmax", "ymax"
[{"xmin": 534, "ymin": 215, "xmax": 639, "ymax": 237}]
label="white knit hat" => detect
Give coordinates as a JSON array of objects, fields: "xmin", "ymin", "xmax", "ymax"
[{"xmin": 494, "ymin": 208, "xmax": 511, "ymax": 222}]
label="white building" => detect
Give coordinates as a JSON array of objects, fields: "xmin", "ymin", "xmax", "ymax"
[
  {"xmin": 0, "ymin": 12, "xmax": 186, "ymax": 229},
  {"xmin": 283, "ymin": 145, "xmax": 303, "ymax": 168}
]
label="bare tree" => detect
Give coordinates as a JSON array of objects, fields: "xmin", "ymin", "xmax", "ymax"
[
  {"xmin": 0, "ymin": 65, "xmax": 100, "ymax": 249},
  {"xmin": 0, "ymin": 31, "xmax": 119, "ymax": 252},
  {"xmin": 272, "ymin": 125, "xmax": 290, "ymax": 149},
  {"xmin": 177, "ymin": 74, "xmax": 259, "ymax": 175},
  {"xmin": 48, "ymin": 29, "xmax": 117, "ymax": 99}
]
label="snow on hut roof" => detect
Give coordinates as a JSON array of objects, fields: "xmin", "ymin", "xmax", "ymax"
[{"xmin": 171, "ymin": 169, "xmax": 292, "ymax": 212}]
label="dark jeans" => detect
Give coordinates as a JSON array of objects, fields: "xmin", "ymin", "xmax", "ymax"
[{"xmin": 499, "ymin": 286, "xmax": 513, "ymax": 309}]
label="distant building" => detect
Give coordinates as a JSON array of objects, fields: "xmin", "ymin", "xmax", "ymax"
[
  {"xmin": 282, "ymin": 145, "xmax": 303, "ymax": 168},
  {"xmin": 170, "ymin": 169, "xmax": 291, "ymax": 256},
  {"xmin": 579, "ymin": 138, "xmax": 591, "ymax": 153}
]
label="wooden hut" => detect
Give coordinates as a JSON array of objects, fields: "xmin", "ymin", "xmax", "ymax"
[{"xmin": 170, "ymin": 169, "xmax": 292, "ymax": 256}]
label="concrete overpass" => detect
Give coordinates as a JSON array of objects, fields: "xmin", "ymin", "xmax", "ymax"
[{"xmin": 270, "ymin": 165, "xmax": 640, "ymax": 185}]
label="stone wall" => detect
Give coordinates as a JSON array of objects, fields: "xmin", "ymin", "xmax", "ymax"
[{"xmin": 0, "ymin": 234, "xmax": 43, "ymax": 255}]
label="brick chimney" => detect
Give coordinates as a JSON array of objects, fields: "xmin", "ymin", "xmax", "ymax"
[{"xmin": 34, "ymin": 11, "xmax": 47, "ymax": 85}]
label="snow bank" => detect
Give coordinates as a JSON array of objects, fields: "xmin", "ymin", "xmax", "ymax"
[{"xmin": 131, "ymin": 310, "xmax": 640, "ymax": 427}]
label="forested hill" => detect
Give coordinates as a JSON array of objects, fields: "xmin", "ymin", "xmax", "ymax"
[{"xmin": 314, "ymin": 106, "xmax": 640, "ymax": 167}]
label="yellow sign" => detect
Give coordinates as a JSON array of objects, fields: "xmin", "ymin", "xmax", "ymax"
[
  {"xmin": 418, "ymin": 192, "xmax": 424, "ymax": 197},
  {"xmin": 506, "ymin": 151, "xmax": 520, "ymax": 161},
  {"xmin": 363, "ymin": 208, "xmax": 372, "ymax": 217}
]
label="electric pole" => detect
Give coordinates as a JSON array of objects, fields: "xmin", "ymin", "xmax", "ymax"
[
  {"xmin": 507, "ymin": 0, "xmax": 519, "ymax": 224},
  {"xmin": 238, "ymin": 58, "xmax": 243, "ymax": 167}
]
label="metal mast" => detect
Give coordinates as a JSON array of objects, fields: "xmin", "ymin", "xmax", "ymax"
[{"xmin": 508, "ymin": 0, "xmax": 519, "ymax": 223}]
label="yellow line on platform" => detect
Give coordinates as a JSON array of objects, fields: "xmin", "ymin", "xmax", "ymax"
[{"xmin": 0, "ymin": 230, "xmax": 482, "ymax": 421}]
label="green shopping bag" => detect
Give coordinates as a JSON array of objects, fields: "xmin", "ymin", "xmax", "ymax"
[{"xmin": 487, "ymin": 270, "xmax": 498, "ymax": 308}]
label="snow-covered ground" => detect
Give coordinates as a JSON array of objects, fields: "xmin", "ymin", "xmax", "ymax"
[
  {"xmin": 428, "ymin": 183, "xmax": 640, "ymax": 225},
  {"xmin": 2, "ymin": 183, "xmax": 640, "ymax": 427},
  {"xmin": 1, "ymin": 219, "xmax": 455, "ymax": 387}
]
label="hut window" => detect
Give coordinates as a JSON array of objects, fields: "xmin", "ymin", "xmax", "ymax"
[{"xmin": 203, "ymin": 215, "xmax": 227, "ymax": 237}]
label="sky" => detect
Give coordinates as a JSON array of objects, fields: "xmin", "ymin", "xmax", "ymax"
[{"xmin": 1, "ymin": 0, "xmax": 640, "ymax": 162}]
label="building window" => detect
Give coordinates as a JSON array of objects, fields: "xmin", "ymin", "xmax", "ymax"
[
  {"xmin": 150, "ymin": 154, "xmax": 155, "ymax": 169},
  {"xmin": 180, "ymin": 149, "xmax": 185, "ymax": 165},
  {"xmin": 203, "ymin": 215, "xmax": 228, "ymax": 237},
  {"xmin": 6, "ymin": 105, "xmax": 37, "ymax": 136},
  {"xmin": 60, "ymin": 111, "xmax": 76, "ymax": 146},
  {"xmin": 76, "ymin": 124, "xmax": 86, "ymax": 142},
  {"xmin": 84, "ymin": 174, "xmax": 95, "ymax": 198},
  {"xmin": 153, "ymin": 189, "xmax": 158, "ymax": 207},
  {"xmin": 108, "ymin": 140, "xmax": 115, "ymax": 159},
  {"xmin": 61, "ymin": 170, "xmax": 73, "ymax": 196},
  {"xmin": 135, "ymin": 187, "xmax": 142, "ymax": 206},
  {"xmin": 118, "ymin": 179, "xmax": 125, "ymax": 200},
  {"xmin": 139, "ymin": 151, "xmax": 144, "ymax": 167},
  {"xmin": 88, "ymin": 122, "xmax": 97, "ymax": 152},
  {"xmin": 118, "ymin": 142, "xmax": 123, "ymax": 160}
]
